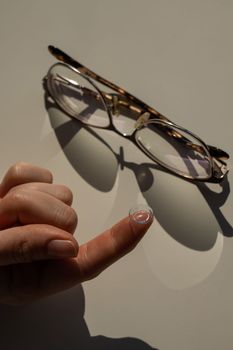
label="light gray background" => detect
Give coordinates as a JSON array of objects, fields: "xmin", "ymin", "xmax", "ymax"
[{"xmin": 0, "ymin": 1, "xmax": 232, "ymax": 349}]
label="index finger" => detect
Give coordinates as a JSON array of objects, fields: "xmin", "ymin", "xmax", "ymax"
[
  {"xmin": 30, "ymin": 207, "xmax": 153, "ymax": 302},
  {"xmin": 76, "ymin": 207, "xmax": 153, "ymax": 280}
]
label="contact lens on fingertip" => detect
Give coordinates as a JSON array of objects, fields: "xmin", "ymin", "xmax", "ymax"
[{"xmin": 129, "ymin": 204, "xmax": 153, "ymax": 224}]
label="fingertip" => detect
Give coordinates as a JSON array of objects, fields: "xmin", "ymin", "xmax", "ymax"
[
  {"xmin": 128, "ymin": 204, "xmax": 154, "ymax": 237},
  {"xmin": 110, "ymin": 205, "xmax": 154, "ymax": 240}
]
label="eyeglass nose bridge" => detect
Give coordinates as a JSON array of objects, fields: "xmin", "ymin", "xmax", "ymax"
[{"xmin": 103, "ymin": 94, "xmax": 120, "ymax": 116}]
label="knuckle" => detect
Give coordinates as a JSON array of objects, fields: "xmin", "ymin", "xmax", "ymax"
[
  {"xmin": 64, "ymin": 206, "xmax": 78, "ymax": 232},
  {"xmin": 79, "ymin": 244, "xmax": 101, "ymax": 281},
  {"xmin": 12, "ymin": 240, "xmax": 33, "ymax": 263},
  {"xmin": 59, "ymin": 185, "xmax": 73, "ymax": 205},
  {"xmin": 8, "ymin": 188, "xmax": 29, "ymax": 205},
  {"xmin": 7, "ymin": 185, "xmax": 21, "ymax": 196},
  {"xmin": 109, "ymin": 227, "xmax": 119, "ymax": 255},
  {"xmin": 55, "ymin": 205, "xmax": 78, "ymax": 232},
  {"xmin": 7, "ymin": 185, "xmax": 25, "ymax": 197},
  {"xmin": 9, "ymin": 162, "xmax": 27, "ymax": 181}
]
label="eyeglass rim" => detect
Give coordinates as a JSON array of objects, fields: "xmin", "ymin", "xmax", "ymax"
[
  {"xmin": 134, "ymin": 118, "xmax": 214, "ymax": 181},
  {"xmin": 46, "ymin": 62, "xmax": 114, "ymax": 128},
  {"xmin": 45, "ymin": 51, "xmax": 229, "ymax": 183}
]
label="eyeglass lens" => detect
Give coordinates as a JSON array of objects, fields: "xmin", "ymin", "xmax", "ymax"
[
  {"xmin": 135, "ymin": 122, "xmax": 212, "ymax": 179},
  {"xmin": 48, "ymin": 64, "xmax": 110, "ymax": 128}
]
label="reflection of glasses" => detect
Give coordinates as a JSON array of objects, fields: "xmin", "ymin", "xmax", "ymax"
[{"xmin": 44, "ymin": 45, "xmax": 229, "ymax": 183}]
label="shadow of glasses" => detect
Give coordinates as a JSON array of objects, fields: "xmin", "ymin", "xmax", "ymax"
[{"xmin": 43, "ymin": 93, "xmax": 232, "ymax": 252}]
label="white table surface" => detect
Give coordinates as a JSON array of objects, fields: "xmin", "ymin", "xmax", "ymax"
[{"xmin": 0, "ymin": 1, "xmax": 232, "ymax": 349}]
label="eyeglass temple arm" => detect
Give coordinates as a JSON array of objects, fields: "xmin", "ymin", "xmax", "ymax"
[
  {"xmin": 207, "ymin": 145, "xmax": 229, "ymax": 160},
  {"xmin": 48, "ymin": 45, "xmax": 167, "ymax": 120}
]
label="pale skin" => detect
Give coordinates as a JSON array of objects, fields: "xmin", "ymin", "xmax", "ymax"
[{"xmin": 0, "ymin": 162, "xmax": 153, "ymax": 305}]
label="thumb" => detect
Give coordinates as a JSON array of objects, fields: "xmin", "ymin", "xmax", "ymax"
[{"xmin": 0, "ymin": 224, "xmax": 79, "ymax": 265}]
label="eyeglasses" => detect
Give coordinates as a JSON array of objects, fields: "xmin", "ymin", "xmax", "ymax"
[{"xmin": 44, "ymin": 45, "xmax": 229, "ymax": 183}]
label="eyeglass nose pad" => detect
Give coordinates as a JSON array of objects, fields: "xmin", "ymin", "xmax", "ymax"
[{"xmin": 135, "ymin": 112, "xmax": 150, "ymax": 129}]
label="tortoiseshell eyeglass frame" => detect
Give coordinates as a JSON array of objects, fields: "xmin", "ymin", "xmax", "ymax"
[{"xmin": 44, "ymin": 45, "xmax": 229, "ymax": 183}]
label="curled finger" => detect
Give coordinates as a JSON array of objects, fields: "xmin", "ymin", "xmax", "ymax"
[
  {"xmin": 8, "ymin": 182, "xmax": 73, "ymax": 206},
  {"xmin": 0, "ymin": 189, "xmax": 78, "ymax": 234},
  {"xmin": 0, "ymin": 162, "xmax": 53, "ymax": 198},
  {"xmin": 0, "ymin": 224, "xmax": 79, "ymax": 266}
]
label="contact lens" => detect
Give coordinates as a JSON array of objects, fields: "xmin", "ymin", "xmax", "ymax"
[{"xmin": 129, "ymin": 204, "xmax": 153, "ymax": 224}]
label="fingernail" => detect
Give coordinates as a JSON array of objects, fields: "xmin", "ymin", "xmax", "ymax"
[
  {"xmin": 47, "ymin": 240, "xmax": 77, "ymax": 258},
  {"xmin": 129, "ymin": 204, "xmax": 153, "ymax": 224}
]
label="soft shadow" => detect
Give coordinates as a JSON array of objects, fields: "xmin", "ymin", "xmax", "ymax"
[
  {"xmin": 45, "ymin": 97, "xmax": 119, "ymax": 192},
  {"xmin": 197, "ymin": 178, "xmax": 233, "ymax": 237},
  {"xmin": 137, "ymin": 166, "xmax": 218, "ymax": 250},
  {"xmin": 43, "ymin": 96, "xmax": 232, "ymax": 250},
  {"xmin": 0, "ymin": 285, "xmax": 158, "ymax": 350}
]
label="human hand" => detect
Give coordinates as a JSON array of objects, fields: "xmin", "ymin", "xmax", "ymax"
[{"xmin": 0, "ymin": 162, "xmax": 153, "ymax": 305}]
